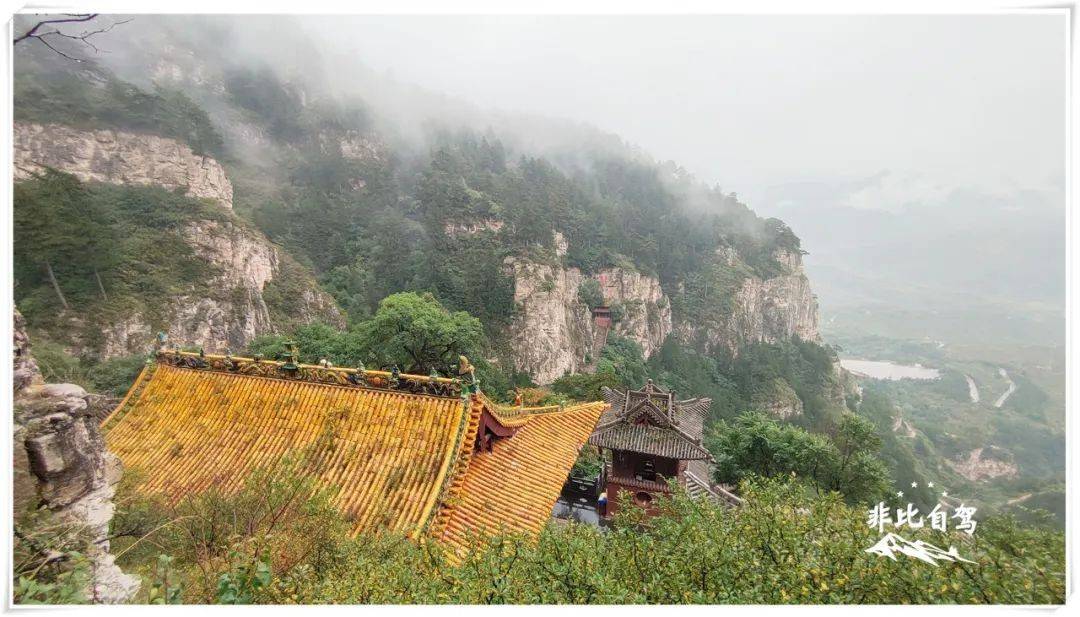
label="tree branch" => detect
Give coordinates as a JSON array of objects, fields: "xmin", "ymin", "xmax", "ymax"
[
  {"xmin": 13, "ymin": 14, "xmax": 98, "ymax": 44},
  {"xmin": 13, "ymin": 14, "xmax": 131, "ymax": 62}
]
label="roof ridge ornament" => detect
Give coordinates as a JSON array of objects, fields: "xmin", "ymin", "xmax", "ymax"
[
  {"xmin": 156, "ymin": 350, "xmax": 465, "ymax": 397},
  {"xmin": 281, "ymin": 340, "xmax": 300, "ymax": 372},
  {"xmin": 458, "ymin": 355, "xmax": 480, "ymax": 396}
]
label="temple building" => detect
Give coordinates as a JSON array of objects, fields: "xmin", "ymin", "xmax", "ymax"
[
  {"xmin": 102, "ymin": 350, "xmax": 606, "ymax": 554},
  {"xmin": 589, "ymin": 380, "xmax": 739, "ymax": 517}
]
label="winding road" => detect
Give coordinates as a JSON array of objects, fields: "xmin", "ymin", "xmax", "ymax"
[
  {"xmin": 993, "ymin": 368, "xmax": 1017, "ymax": 408},
  {"xmin": 964, "ymin": 374, "xmax": 980, "ymax": 403}
]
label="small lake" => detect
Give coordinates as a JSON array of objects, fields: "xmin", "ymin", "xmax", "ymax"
[{"xmin": 840, "ymin": 359, "xmax": 941, "ymax": 381}]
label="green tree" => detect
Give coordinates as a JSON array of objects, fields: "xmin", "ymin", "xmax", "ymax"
[
  {"xmin": 13, "ymin": 170, "xmax": 95, "ymax": 310},
  {"xmin": 357, "ymin": 292, "xmax": 483, "ymax": 374},
  {"xmin": 596, "ymin": 335, "xmax": 649, "ymax": 388},
  {"xmin": 577, "ymin": 279, "xmax": 604, "ymax": 310},
  {"xmin": 709, "ymin": 411, "xmax": 889, "ymax": 504}
]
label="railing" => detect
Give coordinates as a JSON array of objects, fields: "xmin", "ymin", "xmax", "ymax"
[
  {"xmin": 713, "ymin": 485, "xmax": 744, "ymax": 507},
  {"xmin": 604, "ymin": 464, "xmax": 675, "ymax": 493}
]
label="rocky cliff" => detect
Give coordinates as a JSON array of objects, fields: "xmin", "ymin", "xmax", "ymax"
[
  {"xmin": 14, "ymin": 123, "xmax": 343, "ymax": 358},
  {"xmin": 13, "ymin": 308, "xmax": 139, "ymax": 603},
  {"xmin": 508, "ymin": 248, "xmax": 818, "ymax": 385},
  {"xmin": 14, "ymin": 122, "xmax": 233, "ymax": 208},
  {"xmin": 677, "ymin": 249, "xmax": 820, "ymax": 355},
  {"xmin": 507, "ymin": 259, "xmax": 673, "ymax": 384},
  {"xmin": 80, "ymin": 219, "xmax": 343, "ymax": 359}
]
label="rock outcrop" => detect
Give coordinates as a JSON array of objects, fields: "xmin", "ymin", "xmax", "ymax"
[
  {"xmin": 677, "ymin": 249, "xmax": 819, "ymax": 355},
  {"xmin": 507, "ymin": 259, "xmax": 673, "ymax": 384},
  {"xmin": 595, "ymin": 268, "xmax": 672, "ymax": 359},
  {"xmin": 751, "ymin": 377, "xmax": 804, "ymax": 419},
  {"xmin": 336, "ymin": 131, "xmax": 384, "ymax": 162},
  {"xmin": 948, "ymin": 447, "xmax": 1020, "ymax": 482},
  {"xmin": 444, "ymin": 219, "xmax": 505, "ymax": 238},
  {"xmin": 14, "ymin": 122, "xmax": 233, "ymax": 208},
  {"xmin": 13, "ymin": 123, "xmax": 344, "ymax": 359},
  {"xmin": 84, "ymin": 219, "xmax": 343, "ymax": 359},
  {"xmin": 13, "ymin": 309, "xmax": 139, "ymax": 603},
  {"xmin": 508, "ymin": 247, "xmax": 818, "ymax": 384}
]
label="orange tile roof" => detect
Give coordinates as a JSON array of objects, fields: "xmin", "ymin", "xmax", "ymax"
[
  {"xmin": 434, "ymin": 399, "xmax": 607, "ymax": 555},
  {"xmin": 105, "ymin": 362, "xmax": 472, "ymax": 536},
  {"xmin": 103, "ymin": 354, "xmax": 607, "ymax": 545}
]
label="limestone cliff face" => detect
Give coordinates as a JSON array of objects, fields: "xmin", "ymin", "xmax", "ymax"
[
  {"xmin": 334, "ymin": 130, "xmax": 385, "ymax": 162},
  {"xmin": 13, "ymin": 123, "xmax": 343, "ymax": 358},
  {"xmin": 596, "ymin": 268, "xmax": 673, "ymax": 359},
  {"xmin": 677, "ymin": 249, "xmax": 820, "ymax": 355},
  {"xmin": 507, "ymin": 259, "xmax": 673, "ymax": 384},
  {"xmin": 87, "ymin": 219, "xmax": 343, "ymax": 359},
  {"xmin": 14, "ymin": 122, "xmax": 233, "ymax": 208},
  {"xmin": 13, "ymin": 309, "xmax": 139, "ymax": 603},
  {"xmin": 508, "ymin": 248, "xmax": 818, "ymax": 385}
]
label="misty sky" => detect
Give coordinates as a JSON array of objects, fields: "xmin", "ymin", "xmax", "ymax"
[{"xmin": 303, "ymin": 14, "xmax": 1065, "ymax": 211}]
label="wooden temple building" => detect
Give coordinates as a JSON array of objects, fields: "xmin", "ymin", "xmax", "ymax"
[
  {"xmin": 102, "ymin": 350, "xmax": 606, "ymax": 555},
  {"xmin": 589, "ymin": 380, "xmax": 739, "ymax": 517}
]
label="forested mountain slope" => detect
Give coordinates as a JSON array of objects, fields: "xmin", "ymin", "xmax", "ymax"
[{"xmin": 14, "ymin": 17, "xmax": 829, "ymax": 409}]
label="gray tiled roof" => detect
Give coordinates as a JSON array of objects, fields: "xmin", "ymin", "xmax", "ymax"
[
  {"xmin": 591, "ymin": 381, "xmax": 713, "ymax": 460},
  {"xmin": 589, "ymin": 422, "xmax": 712, "ymax": 459}
]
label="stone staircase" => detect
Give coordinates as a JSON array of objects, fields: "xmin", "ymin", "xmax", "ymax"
[
  {"xmin": 583, "ymin": 320, "xmax": 611, "ymax": 373},
  {"xmin": 685, "ymin": 469, "xmax": 743, "ymax": 508}
]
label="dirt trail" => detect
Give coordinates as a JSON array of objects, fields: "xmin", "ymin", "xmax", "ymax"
[{"xmin": 1006, "ymin": 492, "xmax": 1033, "ymax": 506}]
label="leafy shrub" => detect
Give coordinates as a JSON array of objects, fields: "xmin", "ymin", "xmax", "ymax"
[
  {"xmin": 12, "ymin": 509, "xmax": 93, "ymax": 604},
  {"xmin": 577, "ymin": 279, "xmax": 604, "ymax": 310},
  {"xmin": 103, "ymin": 462, "xmax": 1064, "ymax": 605},
  {"xmin": 111, "ymin": 459, "xmax": 348, "ymax": 604},
  {"xmin": 551, "ymin": 371, "xmax": 622, "ymax": 402},
  {"xmin": 89, "ymin": 355, "xmax": 148, "ymax": 396},
  {"xmin": 608, "ymin": 302, "xmax": 626, "ymax": 323}
]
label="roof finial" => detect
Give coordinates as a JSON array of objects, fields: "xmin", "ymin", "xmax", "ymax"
[
  {"xmin": 281, "ymin": 340, "xmax": 299, "ymax": 372},
  {"xmin": 458, "ymin": 356, "xmax": 479, "ymax": 395}
]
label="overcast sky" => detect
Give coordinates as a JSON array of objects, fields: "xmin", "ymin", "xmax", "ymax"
[{"xmin": 303, "ymin": 14, "xmax": 1065, "ymax": 211}]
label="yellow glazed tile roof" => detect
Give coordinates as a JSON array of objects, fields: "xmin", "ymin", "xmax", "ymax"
[
  {"xmin": 104, "ymin": 353, "xmax": 608, "ymax": 546},
  {"xmin": 105, "ymin": 362, "xmax": 472, "ymax": 536},
  {"xmin": 435, "ymin": 401, "xmax": 607, "ymax": 555}
]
